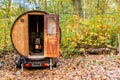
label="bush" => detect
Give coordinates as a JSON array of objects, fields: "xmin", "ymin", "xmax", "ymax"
[{"xmin": 60, "ymin": 13, "xmax": 120, "ymax": 58}]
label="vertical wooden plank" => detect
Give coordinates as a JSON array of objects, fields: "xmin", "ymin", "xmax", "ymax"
[
  {"xmin": 44, "ymin": 14, "xmax": 47, "ymax": 57},
  {"xmin": 23, "ymin": 15, "xmax": 29, "ymax": 57}
]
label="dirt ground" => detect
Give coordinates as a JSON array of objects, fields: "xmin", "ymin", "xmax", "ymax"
[{"xmin": 1, "ymin": 53, "xmax": 120, "ymax": 80}]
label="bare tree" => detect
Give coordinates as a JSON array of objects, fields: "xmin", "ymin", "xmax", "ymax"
[
  {"xmin": 44, "ymin": 0, "xmax": 47, "ymax": 10},
  {"xmin": 72, "ymin": 0, "xmax": 83, "ymax": 17},
  {"xmin": 118, "ymin": 33, "xmax": 120, "ymax": 54}
]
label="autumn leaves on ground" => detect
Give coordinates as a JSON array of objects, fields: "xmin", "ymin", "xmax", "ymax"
[{"xmin": 0, "ymin": 52, "xmax": 120, "ymax": 80}]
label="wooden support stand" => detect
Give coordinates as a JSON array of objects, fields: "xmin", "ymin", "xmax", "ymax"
[{"xmin": 50, "ymin": 58, "xmax": 53, "ymax": 70}]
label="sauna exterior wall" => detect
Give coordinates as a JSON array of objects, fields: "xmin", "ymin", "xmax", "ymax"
[{"xmin": 11, "ymin": 11, "xmax": 60, "ymax": 58}]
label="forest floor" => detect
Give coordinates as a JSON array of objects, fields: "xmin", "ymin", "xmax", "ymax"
[{"xmin": 1, "ymin": 53, "xmax": 120, "ymax": 80}]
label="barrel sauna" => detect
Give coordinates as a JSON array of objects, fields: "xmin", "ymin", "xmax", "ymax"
[{"xmin": 11, "ymin": 10, "xmax": 60, "ymax": 59}]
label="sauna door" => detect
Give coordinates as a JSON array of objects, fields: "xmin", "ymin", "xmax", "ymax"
[{"xmin": 44, "ymin": 14, "xmax": 59, "ymax": 57}]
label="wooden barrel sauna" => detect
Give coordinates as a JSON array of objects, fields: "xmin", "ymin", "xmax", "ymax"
[{"xmin": 11, "ymin": 10, "xmax": 60, "ymax": 58}]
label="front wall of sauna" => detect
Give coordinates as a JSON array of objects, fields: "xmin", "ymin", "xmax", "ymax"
[
  {"xmin": 12, "ymin": 14, "xmax": 29, "ymax": 57},
  {"xmin": 12, "ymin": 12, "xmax": 44, "ymax": 57}
]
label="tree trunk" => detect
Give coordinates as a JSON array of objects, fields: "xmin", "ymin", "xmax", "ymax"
[
  {"xmin": 97, "ymin": 0, "xmax": 108, "ymax": 15},
  {"xmin": 72, "ymin": 0, "xmax": 83, "ymax": 17},
  {"xmin": 7, "ymin": 0, "xmax": 11, "ymax": 18},
  {"xmin": 116, "ymin": 0, "xmax": 120, "ymax": 4},
  {"xmin": 97, "ymin": 0, "xmax": 100, "ymax": 15},
  {"xmin": 3, "ymin": 0, "xmax": 11, "ymax": 55},
  {"xmin": 60, "ymin": 1, "xmax": 64, "ymax": 14},
  {"xmin": 118, "ymin": 33, "xmax": 120, "ymax": 54},
  {"xmin": 44, "ymin": 0, "xmax": 47, "ymax": 10}
]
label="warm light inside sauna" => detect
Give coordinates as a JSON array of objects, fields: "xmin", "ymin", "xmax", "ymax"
[{"xmin": 35, "ymin": 44, "xmax": 41, "ymax": 49}]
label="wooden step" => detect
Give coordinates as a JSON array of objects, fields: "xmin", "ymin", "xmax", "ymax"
[
  {"xmin": 27, "ymin": 55, "xmax": 45, "ymax": 60},
  {"xmin": 30, "ymin": 52, "xmax": 43, "ymax": 55}
]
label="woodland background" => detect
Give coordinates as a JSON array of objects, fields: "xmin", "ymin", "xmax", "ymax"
[{"xmin": 0, "ymin": 0, "xmax": 120, "ymax": 57}]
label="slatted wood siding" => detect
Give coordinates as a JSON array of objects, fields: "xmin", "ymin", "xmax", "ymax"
[{"xmin": 12, "ymin": 14, "xmax": 29, "ymax": 57}]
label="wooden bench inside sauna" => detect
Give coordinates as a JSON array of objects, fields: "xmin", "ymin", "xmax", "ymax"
[{"xmin": 11, "ymin": 10, "xmax": 60, "ymax": 68}]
